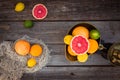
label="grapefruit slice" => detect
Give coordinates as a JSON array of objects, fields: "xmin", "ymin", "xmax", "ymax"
[
  {"xmin": 32, "ymin": 4, "xmax": 48, "ymax": 20},
  {"xmin": 70, "ymin": 35, "xmax": 89, "ymax": 55}
]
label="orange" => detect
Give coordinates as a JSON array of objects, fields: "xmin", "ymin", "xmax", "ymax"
[
  {"xmin": 30, "ymin": 44, "xmax": 42, "ymax": 57},
  {"xmin": 67, "ymin": 45, "xmax": 77, "ymax": 56},
  {"xmin": 27, "ymin": 58, "xmax": 37, "ymax": 68},
  {"xmin": 72, "ymin": 26, "xmax": 89, "ymax": 38},
  {"xmin": 14, "ymin": 40, "xmax": 30, "ymax": 56},
  {"xmin": 88, "ymin": 39, "xmax": 99, "ymax": 54}
]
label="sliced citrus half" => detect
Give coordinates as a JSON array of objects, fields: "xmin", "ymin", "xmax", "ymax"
[
  {"xmin": 32, "ymin": 4, "xmax": 48, "ymax": 20},
  {"xmin": 77, "ymin": 53, "xmax": 88, "ymax": 62},
  {"xmin": 70, "ymin": 35, "xmax": 89, "ymax": 55},
  {"xmin": 88, "ymin": 39, "xmax": 99, "ymax": 54},
  {"xmin": 72, "ymin": 26, "xmax": 89, "ymax": 38}
]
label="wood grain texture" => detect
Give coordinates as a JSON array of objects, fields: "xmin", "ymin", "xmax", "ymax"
[
  {"xmin": 1, "ymin": 21, "xmax": 120, "ymax": 43},
  {"xmin": 0, "ymin": 21, "xmax": 120, "ymax": 66},
  {"xmin": 0, "ymin": 0, "xmax": 120, "ymax": 79},
  {"xmin": 21, "ymin": 67, "xmax": 120, "ymax": 80},
  {"xmin": 0, "ymin": 0, "xmax": 120, "ymax": 21}
]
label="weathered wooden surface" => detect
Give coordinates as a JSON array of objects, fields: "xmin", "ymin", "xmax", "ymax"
[
  {"xmin": 0, "ymin": 21, "xmax": 120, "ymax": 80},
  {"xmin": 21, "ymin": 67, "xmax": 120, "ymax": 80},
  {"xmin": 1, "ymin": 21, "xmax": 120, "ymax": 43},
  {"xmin": 0, "ymin": 0, "xmax": 120, "ymax": 21},
  {"xmin": 0, "ymin": 21, "xmax": 120, "ymax": 66},
  {"xmin": 0, "ymin": 0, "xmax": 120, "ymax": 80}
]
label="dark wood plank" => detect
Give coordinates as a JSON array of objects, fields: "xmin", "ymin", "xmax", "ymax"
[
  {"xmin": 0, "ymin": 0, "xmax": 120, "ymax": 21},
  {"xmin": 22, "ymin": 67, "xmax": 120, "ymax": 80},
  {"xmin": 21, "ymin": 73, "xmax": 35, "ymax": 80},
  {"xmin": 1, "ymin": 21, "xmax": 120, "ymax": 43},
  {"xmin": 0, "ymin": 21, "xmax": 120, "ymax": 66}
]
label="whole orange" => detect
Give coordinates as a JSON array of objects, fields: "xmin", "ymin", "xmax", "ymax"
[
  {"xmin": 14, "ymin": 40, "xmax": 30, "ymax": 56},
  {"xmin": 30, "ymin": 44, "xmax": 43, "ymax": 57},
  {"xmin": 72, "ymin": 26, "xmax": 89, "ymax": 38},
  {"xmin": 88, "ymin": 39, "xmax": 99, "ymax": 54}
]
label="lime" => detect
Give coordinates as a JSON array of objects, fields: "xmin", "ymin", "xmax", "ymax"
[
  {"xmin": 15, "ymin": 2, "xmax": 25, "ymax": 12},
  {"xmin": 64, "ymin": 35, "xmax": 73, "ymax": 45},
  {"xmin": 90, "ymin": 29, "xmax": 100, "ymax": 40},
  {"xmin": 24, "ymin": 20, "xmax": 34, "ymax": 28},
  {"xmin": 27, "ymin": 58, "xmax": 37, "ymax": 68}
]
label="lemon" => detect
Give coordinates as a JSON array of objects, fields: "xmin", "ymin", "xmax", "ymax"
[
  {"xmin": 64, "ymin": 35, "xmax": 73, "ymax": 45},
  {"xmin": 27, "ymin": 58, "xmax": 37, "ymax": 68},
  {"xmin": 77, "ymin": 53, "xmax": 88, "ymax": 62},
  {"xmin": 15, "ymin": 2, "xmax": 25, "ymax": 12},
  {"xmin": 24, "ymin": 20, "xmax": 34, "ymax": 28}
]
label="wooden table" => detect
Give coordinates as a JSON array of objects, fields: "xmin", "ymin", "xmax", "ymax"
[{"xmin": 0, "ymin": 0, "xmax": 120, "ymax": 80}]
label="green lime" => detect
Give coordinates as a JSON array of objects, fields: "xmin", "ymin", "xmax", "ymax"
[
  {"xmin": 90, "ymin": 29, "xmax": 100, "ymax": 40},
  {"xmin": 24, "ymin": 20, "xmax": 34, "ymax": 28}
]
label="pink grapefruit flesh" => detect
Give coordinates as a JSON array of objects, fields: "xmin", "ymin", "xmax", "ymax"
[
  {"xmin": 70, "ymin": 35, "xmax": 89, "ymax": 55},
  {"xmin": 32, "ymin": 4, "xmax": 48, "ymax": 20}
]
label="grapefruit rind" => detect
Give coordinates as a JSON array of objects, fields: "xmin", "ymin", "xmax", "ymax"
[
  {"xmin": 70, "ymin": 35, "xmax": 89, "ymax": 55},
  {"xmin": 32, "ymin": 4, "xmax": 48, "ymax": 20}
]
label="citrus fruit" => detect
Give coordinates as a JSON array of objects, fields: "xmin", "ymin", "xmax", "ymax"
[
  {"xmin": 72, "ymin": 26, "xmax": 89, "ymax": 38},
  {"xmin": 27, "ymin": 58, "xmax": 37, "ymax": 68},
  {"xmin": 70, "ymin": 35, "xmax": 89, "ymax": 55},
  {"xmin": 14, "ymin": 40, "xmax": 30, "ymax": 56},
  {"xmin": 88, "ymin": 39, "xmax": 99, "ymax": 54},
  {"xmin": 15, "ymin": 2, "xmax": 25, "ymax": 12},
  {"xmin": 67, "ymin": 46, "xmax": 77, "ymax": 56},
  {"xmin": 30, "ymin": 44, "xmax": 43, "ymax": 57},
  {"xmin": 77, "ymin": 53, "xmax": 88, "ymax": 62},
  {"xmin": 24, "ymin": 20, "xmax": 34, "ymax": 28},
  {"xmin": 90, "ymin": 29, "xmax": 100, "ymax": 40},
  {"xmin": 32, "ymin": 4, "xmax": 48, "ymax": 19},
  {"xmin": 64, "ymin": 35, "xmax": 73, "ymax": 45}
]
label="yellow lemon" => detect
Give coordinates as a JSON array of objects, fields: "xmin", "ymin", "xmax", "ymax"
[
  {"xmin": 64, "ymin": 35, "xmax": 73, "ymax": 45},
  {"xmin": 15, "ymin": 2, "xmax": 25, "ymax": 12},
  {"xmin": 77, "ymin": 53, "xmax": 88, "ymax": 62},
  {"xmin": 27, "ymin": 58, "xmax": 37, "ymax": 68}
]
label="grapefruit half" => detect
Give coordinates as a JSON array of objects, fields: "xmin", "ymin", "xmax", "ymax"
[
  {"xmin": 32, "ymin": 4, "xmax": 48, "ymax": 20},
  {"xmin": 70, "ymin": 35, "xmax": 89, "ymax": 55}
]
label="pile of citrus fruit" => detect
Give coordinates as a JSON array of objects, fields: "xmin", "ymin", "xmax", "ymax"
[
  {"xmin": 14, "ymin": 2, "xmax": 48, "ymax": 29},
  {"xmin": 64, "ymin": 24, "xmax": 100, "ymax": 62},
  {"xmin": 14, "ymin": 39, "xmax": 43, "ymax": 68}
]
